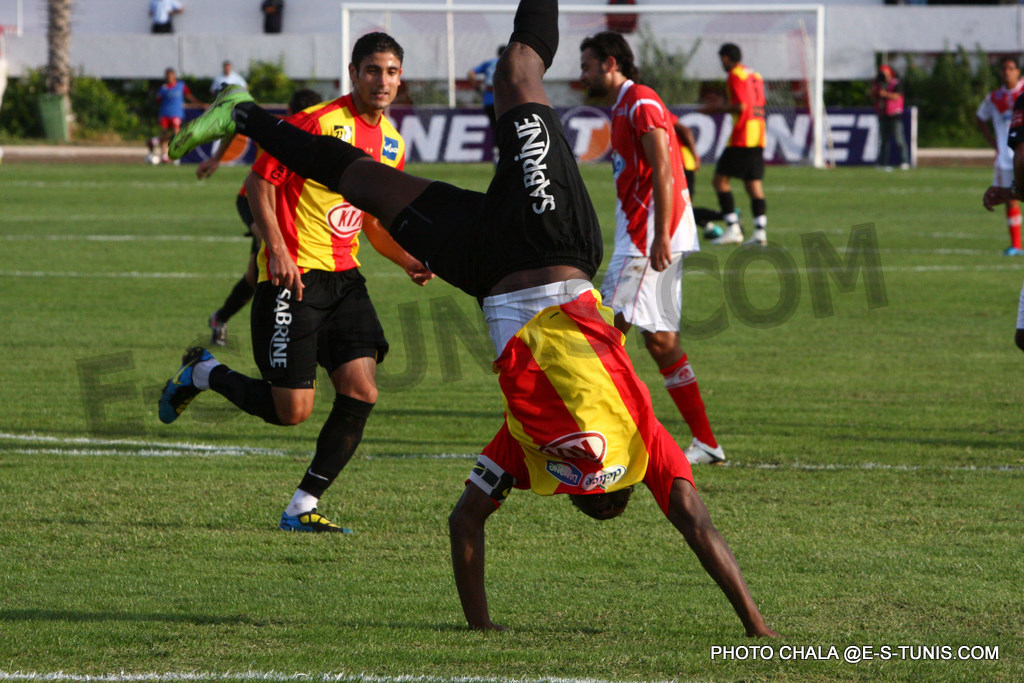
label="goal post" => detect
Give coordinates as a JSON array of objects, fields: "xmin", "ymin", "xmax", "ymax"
[{"xmin": 340, "ymin": 2, "xmax": 827, "ymax": 167}]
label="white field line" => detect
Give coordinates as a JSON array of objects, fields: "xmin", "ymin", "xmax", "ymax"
[
  {"xmin": 0, "ymin": 432, "xmax": 283, "ymax": 457},
  {"xmin": 1, "ymin": 262, "xmax": 1021, "ymax": 282},
  {"xmin": 0, "ymin": 672, "xmax": 675, "ymax": 683},
  {"xmin": 1, "ymin": 435, "xmax": 1020, "ymax": 473}
]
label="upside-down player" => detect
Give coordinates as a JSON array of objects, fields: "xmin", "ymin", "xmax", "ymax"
[{"xmin": 166, "ymin": 0, "xmax": 778, "ymax": 636}]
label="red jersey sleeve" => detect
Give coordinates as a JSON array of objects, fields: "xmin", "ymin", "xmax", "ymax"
[
  {"xmin": 629, "ymin": 85, "xmax": 671, "ymax": 136},
  {"xmin": 251, "ymin": 110, "xmax": 321, "ymax": 187}
]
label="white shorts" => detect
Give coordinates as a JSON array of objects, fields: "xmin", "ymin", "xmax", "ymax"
[
  {"xmin": 994, "ymin": 166, "xmax": 1014, "ymax": 189},
  {"xmin": 481, "ymin": 279, "xmax": 595, "ymax": 357},
  {"xmin": 1017, "ymin": 278, "xmax": 1024, "ymax": 330},
  {"xmin": 599, "ymin": 251, "xmax": 684, "ymax": 333}
]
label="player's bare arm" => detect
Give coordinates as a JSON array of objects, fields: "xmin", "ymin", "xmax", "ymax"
[
  {"xmin": 665, "ymin": 479, "xmax": 779, "ymax": 638},
  {"xmin": 640, "ymin": 127, "xmax": 675, "ymax": 272},
  {"xmin": 196, "ymin": 133, "xmax": 238, "ymax": 179},
  {"xmin": 245, "ymin": 171, "xmax": 305, "ymax": 300},
  {"xmin": 361, "ymin": 215, "xmax": 434, "ymax": 286},
  {"xmin": 449, "ymin": 484, "xmax": 505, "ymax": 631}
]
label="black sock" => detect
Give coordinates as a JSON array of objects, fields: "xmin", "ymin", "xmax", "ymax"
[
  {"xmin": 217, "ymin": 277, "xmax": 254, "ymax": 323},
  {"xmin": 751, "ymin": 197, "xmax": 767, "ymax": 218},
  {"xmin": 232, "ymin": 102, "xmax": 369, "ymax": 192},
  {"xmin": 509, "ymin": 0, "xmax": 559, "ymax": 69},
  {"xmin": 693, "ymin": 207, "xmax": 722, "ymax": 227},
  {"xmin": 297, "ymin": 394, "xmax": 375, "ymax": 498},
  {"xmin": 207, "ymin": 365, "xmax": 282, "ymax": 425},
  {"xmin": 717, "ymin": 191, "xmax": 735, "ymax": 216}
]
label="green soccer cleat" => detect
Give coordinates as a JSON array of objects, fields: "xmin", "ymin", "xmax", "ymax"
[{"xmin": 168, "ymin": 85, "xmax": 254, "ymax": 160}]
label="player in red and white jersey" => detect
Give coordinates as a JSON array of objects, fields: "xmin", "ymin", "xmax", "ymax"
[
  {"xmin": 977, "ymin": 56, "xmax": 1024, "ymax": 256},
  {"xmin": 579, "ymin": 31, "xmax": 724, "ymax": 465}
]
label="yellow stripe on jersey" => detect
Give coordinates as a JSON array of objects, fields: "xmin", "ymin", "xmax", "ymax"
[{"xmin": 500, "ymin": 299, "xmax": 649, "ymax": 495}]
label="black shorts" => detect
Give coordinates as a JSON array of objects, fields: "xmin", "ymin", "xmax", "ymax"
[
  {"xmin": 250, "ymin": 269, "xmax": 388, "ymax": 388},
  {"xmin": 235, "ymin": 194, "xmax": 260, "ymax": 254},
  {"xmin": 389, "ymin": 103, "xmax": 603, "ymax": 298},
  {"xmin": 715, "ymin": 146, "xmax": 765, "ymax": 182}
]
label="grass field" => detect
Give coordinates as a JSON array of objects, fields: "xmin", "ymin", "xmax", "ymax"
[{"xmin": 1, "ymin": 160, "xmax": 1022, "ymax": 682}]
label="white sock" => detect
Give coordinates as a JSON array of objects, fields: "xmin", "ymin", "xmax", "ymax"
[
  {"xmin": 754, "ymin": 215, "xmax": 767, "ymax": 230},
  {"xmin": 724, "ymin": 212, "xmax": 740, "ymax": 227},
  {"xmin": 285, "ymin": 489, "xmax": 319, "ymax": 517},
  {"xmin": 191, "ymin": 358, "xmax": 221, "ymax": 391}
]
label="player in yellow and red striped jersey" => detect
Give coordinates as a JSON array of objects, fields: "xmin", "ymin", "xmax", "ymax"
[
  {"xmin": 159, "ymin": 34, "xmax": 433, "ymax": 535},
  {"xmin": 701, "ymin": 43, "xmax": 770, "ymax": 247},
  {"xmin": 165, "ymin": 0, "xmax": 777, "ymax": 637}
]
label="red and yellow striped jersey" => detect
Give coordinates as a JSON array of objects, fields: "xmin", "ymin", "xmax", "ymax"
[
  {"xmin": 727, "ymin": 64, "xmax": 766, "ymax": 148},
  {"xmin": 492, "ymin": 289, "xmax": 668, "ymax": 496},
  {"xmin": 251, "ymin": 94, "xmax": 405, "ymax": 281}
]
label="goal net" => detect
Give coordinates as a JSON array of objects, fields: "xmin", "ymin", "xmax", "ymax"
[{"xmin": 340, "ymin": 3, "xmax": 826, "ymax": 167}]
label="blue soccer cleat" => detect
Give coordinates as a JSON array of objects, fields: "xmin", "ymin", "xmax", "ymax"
[
  {"xmin": 279, "ymin": 508, "xmax": 353, "ymax": 534},
  {"xmin": 1003, "ymin": 247, "xmax": 1023, "ymax": 257},
  {"xmin": 158, "ymin": 346, "xmax": 214, "ymax": 424}
]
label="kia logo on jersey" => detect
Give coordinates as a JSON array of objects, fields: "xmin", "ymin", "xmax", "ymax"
[
  {"xmin": 540, "ymin": 431, "xmax": 608, "ymax": 463},
  {"xmin": 326, "ymin": 202, "xmax": 363, "ymax": 239},
  {"xmin": 382, "ymin": 136, "xmax": 400, "ymax": 161}
]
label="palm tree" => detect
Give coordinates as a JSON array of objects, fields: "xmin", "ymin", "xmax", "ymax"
[{"xmin": 46, "ymin": 0, "xmax": 72, "ymax": 137}]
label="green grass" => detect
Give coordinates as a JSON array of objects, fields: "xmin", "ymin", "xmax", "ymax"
[{"xmin": 1, "ymin": 161, "xmax": 1022, "ymax": 682}]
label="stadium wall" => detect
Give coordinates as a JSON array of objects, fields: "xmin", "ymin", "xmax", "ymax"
[{"xmin": 1, "ymin": 5, "xmax": 1023, "ymax": 82}]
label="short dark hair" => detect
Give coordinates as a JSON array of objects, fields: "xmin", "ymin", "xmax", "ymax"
[
  {"xmin": 1000, "ymin": 55, "xmax": 1020, "ymax": 70},
  {"xmin": 289, "ymin": 88, "xmax": 322, "ymax": 114},
  {"xmin": 351, "ymin": 32, "xmax": 404, "ymax": 69},
  {"xmin": 580, "ymin": 31, "xmax": 638, "ymax": 81},
  {"xmin": 718, "ymin": 43, "xmax": 742, "ymax": 63},
  {"xmin": 569, "ymin": 486, "xmax": 634, "ymax": 521}
]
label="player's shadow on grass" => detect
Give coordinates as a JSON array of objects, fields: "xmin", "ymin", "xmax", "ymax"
[{"xmin": 0, "ymin": 609, "xmax": 262, "ymax": 625}]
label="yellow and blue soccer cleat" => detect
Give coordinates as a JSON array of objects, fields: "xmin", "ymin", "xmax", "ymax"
[
  {"xmin": 279, "ymin": 508, "xmax": 353, "ymax": 534},
  {"xmin": 168, "ymin": 85, "xmax": 254, "ymax": 160},
  {"xmin": 158, "ymin": 346, "xmax": 214, "ymax": 424}
]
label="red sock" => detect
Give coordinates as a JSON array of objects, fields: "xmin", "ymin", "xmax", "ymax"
[
  {"xmin": 660, "ymin": 355, "xmax": 718, "ymax": 448},
  {"xmin": 1007, "ymin": 204, "xmax": 1022, "ymax": 250}
]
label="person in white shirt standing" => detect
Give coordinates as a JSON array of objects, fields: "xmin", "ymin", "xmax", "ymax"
[
  {"xmin": 210, "ymin": 60, "xmax": 248, "ymax": 95},
  {"xmin": 977, "ymin": 56, "xmax": 1024, "ymax": 257},
  {"xmin": 149, "ymin": 0, "xmax": 183, "ymax": 34}
]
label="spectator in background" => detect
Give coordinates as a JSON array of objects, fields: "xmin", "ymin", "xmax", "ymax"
[
  {"xmin": 211, "ymin": 60, "xmax": 248, "ymax": 95},
  {"xmin": 261, "ymin": 0, "xmax": 284, "ymax": 34},
  {"xmin": 468, "ymin": 44, "xmax": 506, "ymax": 161},
  {"xmin": 156, "ymin": 68, "xmax": 202, "ymax": 163},
  {"xmin": 872, "ymin": 64, "xmax": 909, "ymax": 171},
  {"xmin": 150, "ymin": 0, "xmax": 183, "ymax": 34}
]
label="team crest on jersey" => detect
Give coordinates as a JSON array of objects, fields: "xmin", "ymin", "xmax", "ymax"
[
  {"xmin": 581, "ymin": 465, "xmax": 627, "ymax": 491},
  {"xmin": 331, "ymin": 125, "xmax": 354, "ymax": 143},
  {"xmin": 540, "ymin": 431, "xmax": 608, "ymax": 463},
  {"xmin": 326, "ymin": 202, "xmax": 363, "ymax": 239},
  {"xmin": 611, "ymin": 150, "xmax": 625, "ymax": 178},
  {"xmin": 382, "ymin": 136, "xmax": 400, "ymax": 161},
  {"xmin": 545, "ymin": 460, "xmax": 583, "ymax": 486}
]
